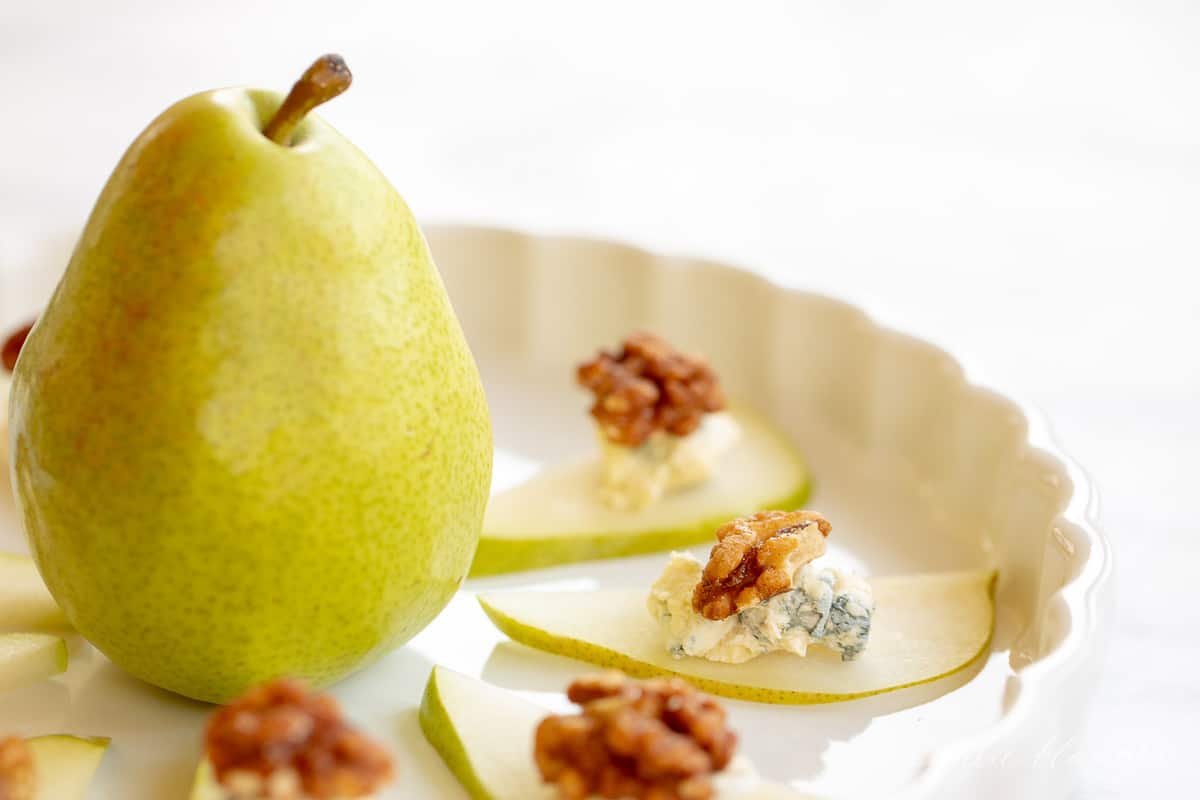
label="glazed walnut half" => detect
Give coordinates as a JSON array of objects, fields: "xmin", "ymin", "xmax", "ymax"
[
  {"xmin": 204, "ymin": 678, "xmax": 393, "ymax": 800},
  {"xmin": 0, "ymin": 737, "xmax": 34, "ymax": 800},
  {"xmin": 534, "ymin": 671, "xmax": 737, "ymax": 800},
  {"xmin": 577, "ymin": 332, "xmax": 725, "ymax": 447},
  {"xmin": 692, "ymin": 510, "xmax": 832, "ymax": 621}
]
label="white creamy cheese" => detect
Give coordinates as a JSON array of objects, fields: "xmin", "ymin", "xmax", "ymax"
[
  {"xmin": 598, "ymin": 411, "xmax": 741, "ymax": 510},
  {"xmin": 708, "ymin": 755, "xmax": 765, "ymax": 798},
  {"xmin": 209, "ymin": 768, "xmax": 375, "ymax": 800},
  {"xmin": 648, "ymin": 552, "xmax": 874, "ymax": 664}
]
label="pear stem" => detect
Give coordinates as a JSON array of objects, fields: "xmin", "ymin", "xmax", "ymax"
[{"xmin": 263, "ymin": 54, "xmax": 353, "ymax": 146}]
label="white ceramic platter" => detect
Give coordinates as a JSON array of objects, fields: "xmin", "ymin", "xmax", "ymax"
[{"xmin": 0, "ymin": 225, "xmax": 1112, "ymax": 799}]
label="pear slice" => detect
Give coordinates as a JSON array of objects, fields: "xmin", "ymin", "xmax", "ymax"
[
  {"xmin": 0, "ymin": 553, "xmax": 69, "ymax": 632},
  {"xmin": 418, "ymin": 666, "xmax": 804, "ymax": 800},
  {"xmin": 26, "ymin": 734, "xmax": 110, "ymax": 800},
  {"xmin": 473, "ymin": 407, "xmax": 811, "ymax": 575},
  {"xmin": 418, "ymin": 665, "xmax": 553, "ymax": 800},
  {"xmin": 186, "ymin": 761, "xmax": 221, "ymax": 800},
  {"xmin": 0, "ymin": 632, "xmax": 68, "ymax": 694},
  {"xmin": 479, "ymin": 570, "xmax": 995, "ymax": 704}
]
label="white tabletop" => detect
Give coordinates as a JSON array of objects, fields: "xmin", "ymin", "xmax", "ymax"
[{"xmin": 1, "ymin": 1, "xmax": 1195, "ymax": 797}]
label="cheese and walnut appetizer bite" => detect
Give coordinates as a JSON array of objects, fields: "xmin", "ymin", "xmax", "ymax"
[
  {"xmin": 649, "ymin": 511, "xmax": 875, "ymax": 664},
  {"xmin": 202, "ymin": 679, "xmax": 393, "ymax": 800},
  {"xmin": 535, "ymin": 672, "xmax": 756, "ymax": 800},
  {"xmin": 578, "ymin": 332, "xmax": 740, "ymax": 511},
  {"xmin": 419, "ymin": 666, "xmax": 788, "ymax": 799},
  {"xmin": 479, "ymin": 551, "xmax": 993, "ymax": 704},
  {"xmin": 475, "ymin": 331, "xmax": 812, "ymax": 576}
]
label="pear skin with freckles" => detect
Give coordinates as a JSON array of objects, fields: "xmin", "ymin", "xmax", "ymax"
[{"xmin": 9, "ymin": 56, "xmax": 492, "ymax": 703}]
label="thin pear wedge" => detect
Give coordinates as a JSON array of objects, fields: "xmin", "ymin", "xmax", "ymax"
[
  {"xmin": 418, "ymin": 666, "xmax": 805, "ymax": 800},
  {"xmin": 479, "ymin": 570, "xmax": 996, "ymax": 704},
  {"xmin": 474, "ymin": 407, "xmax": 811, "ymax": 576},
  {"xmin": 26, "ymin": 735, "xmax": 110, "ymax": 800},
  {"xmin": 419, "ymin": 666, "xmax": 552, "ymax": 800},
  {"xmin": 186, "ymin": 761, "xmax": 221, "ymax": 800},
  {"xmin": 0, "ymin": 553, "xmax": 69, "ymax": 632},
  {"xmin": 0, "ymin": 632, "xmax": 68, "ymax": 694}
]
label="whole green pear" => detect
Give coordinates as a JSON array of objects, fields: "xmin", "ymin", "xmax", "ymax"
[{"xmin": 7, "ymin": 56, "xmax": 492, "ymax": 703}]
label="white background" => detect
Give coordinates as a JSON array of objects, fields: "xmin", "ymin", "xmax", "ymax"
[{"xmin": 1, "ymin": 1, "xmax": 1195, "ymax": 796}]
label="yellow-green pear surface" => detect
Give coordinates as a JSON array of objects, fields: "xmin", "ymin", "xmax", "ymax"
[
  {"xmin": 9, "ymin": 56, "xmax": 492, "ymax": 702},
  {"xmin": 25, "ymin": 735, "xmax": 110, "ymax": 800},
  {"xmin": 479, "ymin": 570, "xmax": 995, "ymax": 704}
]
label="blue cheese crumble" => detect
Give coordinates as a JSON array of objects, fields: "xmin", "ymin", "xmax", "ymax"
[
  {"xmin": 598, "ymin": 411, "xmax": 741, "ymax": 510},
  {"xmin": 648, "ymin": 552, "xmax": 874, "ymax": 663}
]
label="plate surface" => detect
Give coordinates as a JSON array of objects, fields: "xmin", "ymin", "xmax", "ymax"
[{"xmin": 0, "ymin": 225, "xmax": 1112, "ymax": 799}]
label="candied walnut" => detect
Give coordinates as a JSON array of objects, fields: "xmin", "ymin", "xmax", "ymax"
[
  {"xmin": 1, "ymin": 322, "xmax": 33, "ymax": 373},
  {"xmin": 692, "ymin": 510, "xmax": 831, "ymax": 621},
  {"xmin": 204, "ymin": 678, "xmax": 393, "ymax": 799},
  {"xmin": 577, "ymin": 332, "xmax": 725, "ymax": 447},
  {"xmin": 0, "ymin": 737, "xmax": 34, "ymax": 800},
  {"xmin": 534, "ymin": 671, "xmax": 737, "ymax": 800}
]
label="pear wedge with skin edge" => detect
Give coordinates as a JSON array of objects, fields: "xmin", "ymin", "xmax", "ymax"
[
  {"xmin": 186, "ymin": 761, "xmax": 222, "ymax": 800},
  {"xmin": 418, "ymin": 666, "xmax": 552, "ymax": 800},
  {"xmin": 0, "ymin": 552, "xmax": 70, "ymax": 632},
  {"xmin": 473, "ymin": 406, "xmax": 812, "ymax": 576},
  {"xmin": 26, "ymin": 735, "xmax": 111, "ymax": 800},
  {"xmin": 418, "ymin": 665, "xmax": 810, "ymax": 800},
  {"xmin": 0, "ymin": 632, "xmax": 68, "ymax": 694},
  {"xmin": 479, "ymin": 569, "xmax": 996, "ymax": 704}
]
